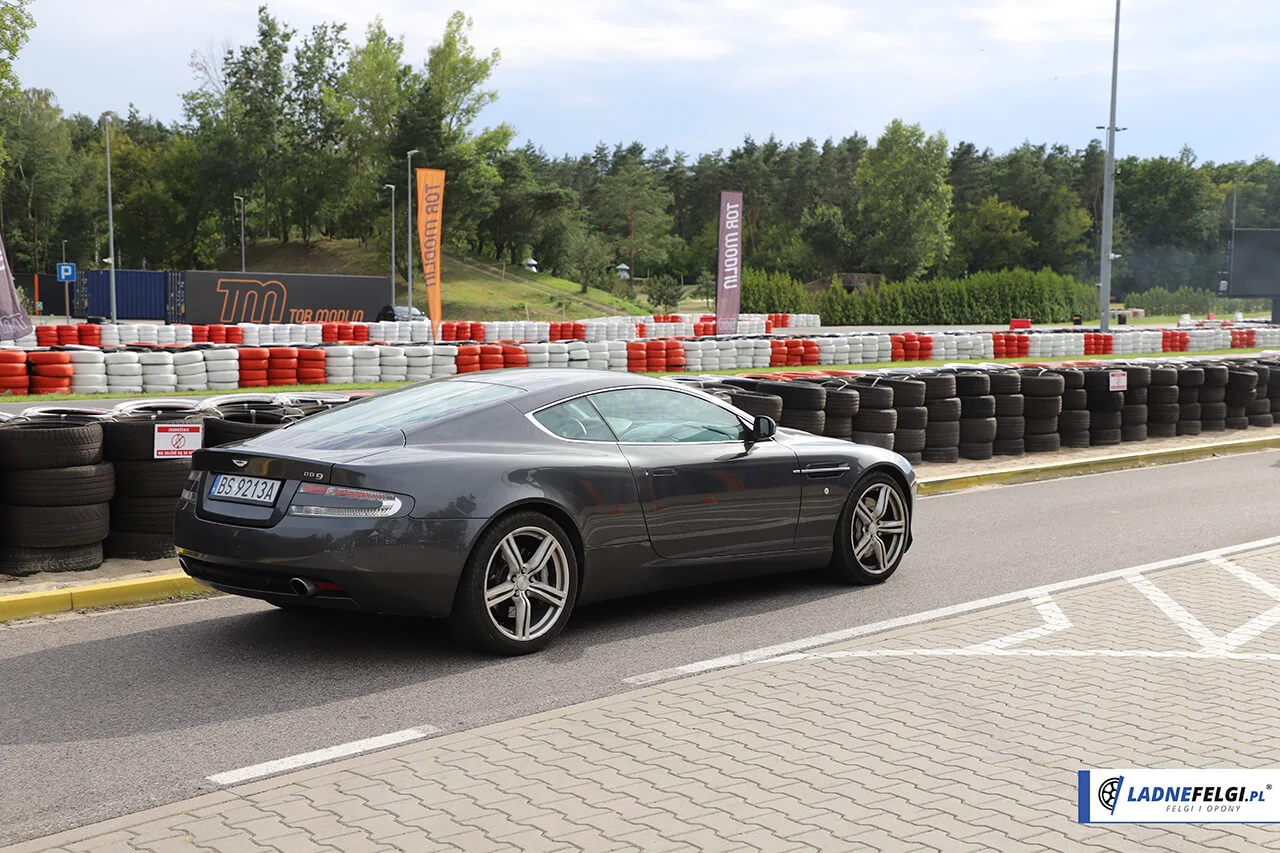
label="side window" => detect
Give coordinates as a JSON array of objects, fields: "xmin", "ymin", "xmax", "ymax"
[
  {"xmin": 590, "ymin": 389, "xmax": 745, "ymax": 443},
  {"xmin": 533, "ymin": 398, "xmax": 617, "ymax": 441}
]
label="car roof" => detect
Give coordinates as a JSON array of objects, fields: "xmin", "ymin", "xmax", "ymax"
[{"xmin": 457, "ymin": 368, "xmax": 683, "ymax": 411}]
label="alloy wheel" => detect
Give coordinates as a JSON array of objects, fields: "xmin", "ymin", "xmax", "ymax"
[
  {"xmin": 483, "ymin": 525, "xmax": 571, "ymax": 642},
  {"xmin": 849, "ymin": 482, "xmax": 908, "ymax": 576}
]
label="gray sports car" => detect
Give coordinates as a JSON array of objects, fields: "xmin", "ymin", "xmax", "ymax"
[{"xmin": 175, "ymin": 369, "xmax": 916, "ymax": 654}]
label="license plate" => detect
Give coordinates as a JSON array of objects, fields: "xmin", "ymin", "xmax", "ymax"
[{"xmin": 209, "ymin": 473, "xmax": 281, "ymax": 505}]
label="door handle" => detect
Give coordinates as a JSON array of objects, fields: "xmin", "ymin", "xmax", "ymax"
[{"xmin": 650, "ymin": 468, "xmax": 677, "ymax": 478}]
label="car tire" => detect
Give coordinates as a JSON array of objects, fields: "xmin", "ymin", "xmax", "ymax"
[
  {"xmin": 829, "ymin": 471, "xmax": 910, "ymax": 585},
  {"xmin": 110, "ymin": 496, "xmax": 179, "ymax": 535},
  {"xmin": 0, "ymin": 422, "xmax": 103, "ymax": 471},
  {"xmin": 204, "ymin": 417, "xmax": 282, "ymax": 447},
  {"xmin": 449, "ymin": 511, "xmax": 579, "ymax": 655},
  {"xmin": 0, "ymin": 543, "xmax": 104, "ymax": 576},
  {"xmin": 0, "ymin": 503, "xmax": 110, "ymax": 548},
  {"xmin": 113, "ymin": 460, "xmax": 192, "ymax": 497},
  {"xmin": 921, "ymin": 446, "xmax": 960, "ymax": 463},
  {"xmin": 3, "ymin": 463, "xmax": 115, "ymax": 506},
  {"xmin": 104, "ymin": 531, "xmax": 176, "ymax": 561}
]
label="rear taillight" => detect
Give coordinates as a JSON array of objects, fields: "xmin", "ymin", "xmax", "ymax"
[
  {"xmin": 180, "ymin": 470, "xmax": 201, "ymax": 501},
  {"xmin": 288, "ymin": 484, "xmax": 404, "ymax": 518}
]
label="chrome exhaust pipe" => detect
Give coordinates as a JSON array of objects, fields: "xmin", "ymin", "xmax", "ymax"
[{"xmin": 290, "ymin": 577, "xmax": 318, "ymax": 597}]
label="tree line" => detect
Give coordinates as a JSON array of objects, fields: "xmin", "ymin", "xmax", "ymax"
[{"xmin": 2, "ymin": 3, "xmax": 1279, "ymax": 304}]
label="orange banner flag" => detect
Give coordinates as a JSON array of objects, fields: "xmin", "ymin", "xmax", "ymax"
[{"xmin": 416, "ymin": 168, "xmax": 446, "ymax": 339}]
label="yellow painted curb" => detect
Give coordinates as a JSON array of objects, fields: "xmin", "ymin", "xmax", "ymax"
[
  {"xmin": 918, "ymin": 434, "xmax": 1280, "ymax": 496},
  {"xmin": 0, "ymin": 573, "xmax": 209, "ymax": 624}
]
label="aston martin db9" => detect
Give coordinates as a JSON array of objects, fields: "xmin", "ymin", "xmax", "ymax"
[{"xmin": 175, "ymin": 369, "xmax": 916, "ymax": 654}]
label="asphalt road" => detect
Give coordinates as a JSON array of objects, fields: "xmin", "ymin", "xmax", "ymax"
[{"xmin": 4, "ymin": 451, "xmax": 1280, "ymax": 845}]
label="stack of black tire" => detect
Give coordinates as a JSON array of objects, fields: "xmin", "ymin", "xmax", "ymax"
[
  {"xmin": 1146, "ymin": 366, "xmax": 1180, "ymax": 438},
  {"xmin": 1121, "ymin": 365, "xmax": 1150, "ymax": 442},
  {"xmin": 881, "ymin": 376, "xmax": 927, "ymax": 465},
  {"xmin": 955, "ymin": 373, "xmax": 997, "ymax": 460},
  {"xmin": 819, "ymin": 382, "xmax": 860, "ymax": 442},
  {"xmin": 1043, "ymin": 368, "xmax": 1086, "ymax": 449},
  {"xmin": 0, "ymin": 417, "xmax": 112, "ymax": 576},
  {"xmin": 1200, "ymin": 364, "xmax": 1229, "ymax": 432},
  {"xmin": 990, "ymin": 370, "xmax": 1025, "ymax": 457},
  {"xmin": 1083, "ymin": 369, "xmax": 1123, "ymax": 446},
  {"xmin": 1225, "ymin": 367, "xmax": 1258, "ymax": 430},
  {"xmin": 921, "ymin": 373, "xmax": 960, "ymax": 464},
  {"xmin": 1246, "ymin": 363, "xmax": 1274, "ymax": 428},
  {"xmin": 850, "ymin": 378, "xmax": 896, "ymax": 451},
  {"xmin": 1270, "ymin": 361, "xmax": 1280, "ymax": 423},
  {"xmin": 718, "ymin": 381, "xmax": 785, "ymax": 426},
  {"xmin": 201, "ymin": 395, "xmax": 301, "ymax": 446},
  {"xmin": 757, "ymin": 380, "xmax": 826, "ymax": 436},
  {"xmin": 1176, "ymin": 366, "xmax": 1204, "ymax": 435},
  {"xmin": 103, "ymin": 403, "xmax": 203, "ymax": 560},
  {"xmin": 1019, "ymin": 370, "xmax": 1066, "ymax": 453}
]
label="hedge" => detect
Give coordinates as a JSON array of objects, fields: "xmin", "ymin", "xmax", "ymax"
[
  {"xmin": 818, "ymin": 269, "xmax": 1098, "ymax": 326},
  {"xmin": 1123, "ymin": 286, "xmax": 1270, "ymax": 317}
]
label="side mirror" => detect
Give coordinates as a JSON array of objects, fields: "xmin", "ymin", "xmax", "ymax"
[{"xmin": 751, "ymin": 415, "xmax": 777, "ymax": 441}]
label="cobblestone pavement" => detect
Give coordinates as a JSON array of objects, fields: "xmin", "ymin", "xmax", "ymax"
[{"xmin": 10, "ymin": 546, "xmax": 1280, "ymax": 853}]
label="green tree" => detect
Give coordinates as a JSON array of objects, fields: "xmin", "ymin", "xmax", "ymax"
[
  {"xmin": 854, "ymin": 119, "xmax": 953, "ymax": 280},
  {"xmin": 0, "ymin": 0, "xmax": 34, "ymax": 166},
  {"xmin": 286, "ymin": 23, "xmax": 349, "ymax": 242},
  {"xmin": 593, "ymin": 162, "xmax": 676, "ymax": 273},
  {"xmin": 563, "ymin": 223, "xmax": 616, "ymax": 293},
  {"xmin": 948, "ymin": 194, "xmax": 1035, "ymax": 274},
  {"xmin": 0, "ymin": 89, "xmax": 73, "ymax": 272},
  {"xmin": 693, "ymin": 269, "xmax": 716, "ymax": 307},
  {"xmin": 800, "ymin": 203, "xmax": 851, "ymax": 275},
  {"xmin": 646, "ymin": 274, "xmax": 684, "ymax": 311}
]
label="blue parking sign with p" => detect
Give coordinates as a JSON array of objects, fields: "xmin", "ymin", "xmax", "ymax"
[{"xmin": 56, "ymin": 263, "xmax": 76, "ymax": 282}]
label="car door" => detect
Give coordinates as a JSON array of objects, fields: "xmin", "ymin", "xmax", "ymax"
[{"xmin": 588, "ymin": 387, "xmax": 801, "ymax": 560}]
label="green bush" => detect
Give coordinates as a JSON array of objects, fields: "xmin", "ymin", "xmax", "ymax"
[
  {"xmin": 1124, "ymin": 286, "xmax": 1269, "ymax": 317},
  {"xmin": 741, "ymin": 267, "xmax": 811, "ymax": 314},
  {"xmin": 818, "ymin": 268, "xmax": 1097, "ymax": 326}
]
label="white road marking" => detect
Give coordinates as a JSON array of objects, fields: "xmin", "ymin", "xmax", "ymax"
[
  {"xmin": 767, "ymin": 648, "xmax": 1280, "ymax": 662},
  {"xmin": 1124, "ymin": 573, "xmax": 1220, "ymax": 650},
  {"xmin": 1209, "ymin": 556, "xmax": 1280, "ymax": 652},
  {"xmin": 966, "ymin": 595, "xmax": 1071, "ymax": 651},
  {"xmin": 623, "ymin": 534, "xmax": 1280, "ymax": 686},
  {"xmin": 206, "ymin": 727, "xmax": 436, "ymax": 786}
]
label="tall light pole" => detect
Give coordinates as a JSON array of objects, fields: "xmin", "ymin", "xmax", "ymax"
[
  {"xmin": 62, "ymin": 240, "xmax": 69, "ymax": 324},
  {"xmin": 384, "ymin": 183, "xmax": 396, "ymax": 309},
  {"xmin": 406, "ymin": 149, "xmax": 419, "ymax": 315},
  {"xmin": 104, "ymin": 112, "xmax": 118, "ymax": 323},
  {"xmin": 234, "ymin": 195, "xmax": 246, "ymax": 272},
  {"xmin": 1098, "ymin": 0, "xmax": 1122, "ymax": 333}
]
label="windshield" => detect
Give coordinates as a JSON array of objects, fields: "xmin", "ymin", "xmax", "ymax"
[{"xmin": 246, "ymin": 379, "xmax": 525, "ymax": 450}]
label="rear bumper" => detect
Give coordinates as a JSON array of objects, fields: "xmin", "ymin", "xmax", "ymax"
[{"xmin": 174, "ymin": 501, "xmax": 487, "ymax": 618}]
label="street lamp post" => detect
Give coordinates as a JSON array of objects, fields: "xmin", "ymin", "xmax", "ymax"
[
  {"xmin": 104, "ymin": 113, "xmax": 118, "ymax": 324},
  {"xmin": 62, "ymin": 240, "xmax": 69, "ymax": 324},
  {"xmin": 384, "ymin": 184, "xmax": 396, "ymax": 310},
  {"xmin": 234, "ymin": 195, "xmax": 246, "ymax": 272},
  {"xmin": 1098, "ymin": 0, "xmax": 1122, "ymax": 333},
  {"xmin": 406, "ymin": 149, "xmax": 419, "ymax": 316}
]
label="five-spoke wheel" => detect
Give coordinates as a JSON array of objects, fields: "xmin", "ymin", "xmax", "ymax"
[{"xmin": 831, "ymin": 472, "xmax": 910, "ymax": 584}]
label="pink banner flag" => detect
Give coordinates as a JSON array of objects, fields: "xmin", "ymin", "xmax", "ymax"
[
  {"xmin": 715, "ymin": 190, "xmax": 743, "ymax": 334},
  {"xmin": 0, "ymin": 231, "xmax": 32, "ymax": 340}
]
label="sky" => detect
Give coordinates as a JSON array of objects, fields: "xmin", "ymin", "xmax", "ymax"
[{"xmin": 13, "ymin": 0, "xmax": 1280, "ymax": 164}]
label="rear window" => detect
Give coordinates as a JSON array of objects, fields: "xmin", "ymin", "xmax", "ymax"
[{"xmin": 248, "ymin": 380, "xmax": 525, "ymax": 449}]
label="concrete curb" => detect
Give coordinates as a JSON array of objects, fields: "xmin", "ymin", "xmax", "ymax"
[{"xmin": 4, "ymin": 434, "xmax": 1280, "ymax": 624}]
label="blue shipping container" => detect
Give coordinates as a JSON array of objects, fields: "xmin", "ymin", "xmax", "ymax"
[{"xmin": 85, "ymin": 270, "xmax": 169, "ymax": 320}]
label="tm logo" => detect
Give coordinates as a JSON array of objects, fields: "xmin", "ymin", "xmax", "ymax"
[{"xmin": 1099, "ymin": 777, "xmax": 1121, "ymax": 812}]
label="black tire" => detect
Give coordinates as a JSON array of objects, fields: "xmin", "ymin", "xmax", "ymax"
[
  {"xmin": 894, "ymin": 428, "xmax": 927, "ymax": 453},
  {"xmin": 1226, "ymin": 416, "xmax": 1251, "ymax": 430},
  {"xmin": 110, "ymin": 495, "xmax": 179, "ymax": 535},
  {"xmin": 1024, "ymin": 395, "xmax": 1064, "ymax": 419},
  {"xmin": 0, "ymin": 542, "xmax": 104, "ymax": 576},
  {"xmin": 853, "ymin": 409, "xmax": 898, "ymax": 433},
  {"xmin": 2, "ymin": 462, "xmax": 115, "ymax": 507},
  {"xmin": 1121, "ymin": 424, "xmax": 1148, "ymax": 442},
  {"xmin": 1180, "ymin": 402, "xmax": 1203, "ymax": 421},
  {"xmin": 1025, "ymin": 433, "xmax": 1062, "ymax": 453},
  {"xmin": 921, "ymin": 374, "xmax": 956, "ymax": 400},
  {"xmin": 988, "ymin": 372, "xmax": 1022, "ymax": 395},
  {"xmin": 1124, "ymin": 387, "xmax": 1149, "ymax": 406},
  {"xmin": 959, "ymin": 417, "xmax": 998, "ymax": 443},
  {"xmin": 1090, "ymin": 428, "xmax": 1122, "ymax": 446},
  {"xmin": 104, "ymin": 531, "xmax": 176, "ymax": 561},
  {"xmin": 1202, "ymin": 420, "xmax": 1227, "ymax": 433},
  {"xmin": 0, "ymin": 503, "xmax": 110, "ymax": 548},
  {"xmin": 851, "ymin": 382, "xmax": 894, "ymax": 409},
  {"xmin": 1203, "ymin": 364, "xmax": 1229, "ymax": 387},
  {"xmin": 1061, "ymin": 431, "xmax": 1092, "ymax": 448},
  {"xmin": 895, "ymin": 406, "xmax": 928, "ymax": 430},
  {"xmin": 1176, "ymin": 420, "xmax": 1203, "ymax": 436},
  {"xmin": 1058, "ymin": 410, "xmax": 1090, "ymax": 432},
  {"xmin": 1045, "ymin": 368, "xmax": 1083, "ymax": 390},
  {"xmin": 1178, "ymin": 386, "xmax": 1202, "ymax": 405},
  {"xmin": 0, "ymin": 422, "xmax": 103, "ymax": 471},
  {"xmin": 1122, "ymin": 365, "xmax": 1152, "ymax": 388},
  {"xmin": 1201, "ymin": 402, "xmax": 1229, "ymax": 422},
  {"xmin": 449, "ymin": 510, "xmax": 579, "ymax": 655},
  {"xmin": 823, "ymin": 388, "xmax": 861, "ymax": 419},
  {"xmin": 204, "ymin": 417, "xmax": 282, "ymax": 447},
  {"xmin": 1177, "ymin": 367, "xmax": 1206, "ymax": 387},
  {"xmin": 898, "ymin": 451, "xmax": 923, "ymax": 465},
  {"xmin": 780, "ymin": 410, "xmax": 826, "ymax": 434},
  {"xmin": 1250, "ymin": 413, "xmax": 1276, "ymax": 428},
  {"xmin": 925, "ymin": 397, "xmax": 962, "ymax": 422},
  {"xmin": 954, "ymin": 373, "xmax": 991, "ymax": 397},
  {"xmin": 728, "ymin": 390, "xmax": 784, "ymax": 420},
  {"xmin": 1225, "ymin": 390, "xmax": 1258, "ymax": 409},
  {"xmin": 925, "ymin": 420, "xmax": 961, "ymax": 448},
  {"xmin": 1088, "ymin": 392, "xmax": 1125, "ymax": 413},
  {"xmin": 1091, "ymin": 411, "xmax": 1123, "ymax": 431},
  {"xmin": 1020, "ymin": 372, "xmax": 1067, "ymax": 396},
  {"xmin": 1027, "ymin": 416, "xmax": 1062, "ymax": 434},
  {"xmin": 113, "ymin": 460, "xmax": 192, "ymax": 497},
  {"xmin": 876, "ymin": 377, "xmax": 926, "ymax": 408},
  {"xmin": 1122, "ymin": 405, "xmax": 1148, "ymax": 426},
  {"xmin": 1147, "ymin": 422, "xmax": 1178, "ymax": 438},
  {"xmin": 994, "ymin": 394, "xmax": 1025, "ymax": 417},
  {"xmin": 828, "ymin": 472, "xmax": 911, "ymax": 585},
  {"xmin": 959, "ymin": 441, "xmax": 994, "ymax": 460},
  {"xmin": 1082, "ymin": 370, "xmax": 1114, "ymax": 393},
  {"xmin": 1248, "ymin": 399, "xmax": 1272, "ymax": 416},
  {"xmin": 758, "ymin": 380, "xmax": 826, "ymax": 411},
  {"xmin": 1147, "ymin": 385, "xmax": 1179, "ymax": 405},
  {"xmin": 1199, "ymin": 385, "xmax": 1227, "ymax": 403},
  {"xmin": 719, "ymin": 377, "xmax": 760, "ymax": 392},
  {"xmin": 960, "ymin": 396, "xmax": 996, "ymax": 418},
  {"xmin": 993, "ymin": 438, "xmax": 1025, "ymax": 456},
  {"xmin": 851, "ymin": 431, "xmax": 895, "ymax": 450},
  {"xmin": 822, "ymin": 417, "xmax": 853, "ymax": 440},
  {"xmin": 921, "ymin": 446, "xmax": 960, "ymax": 463},
  {"xmin": 1149, "ymin": 367, "xmax": 1178, "ymax": 386},
  {"xmin": 996, "ymin": 416, "xmax": 1026, "ymax": 440},
  {"xmin": 1149, "ymin": 404, "xmax": 1180, "ymax": 425},
  {"xmin": 1062, "ymin": 388, "xmax": 1089, "ymax": 410}
]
